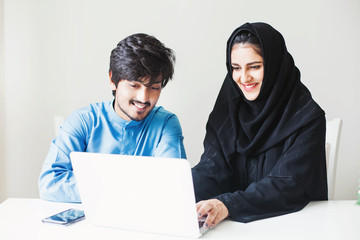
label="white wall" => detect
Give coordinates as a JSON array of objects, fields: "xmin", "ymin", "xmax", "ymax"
[
  {"xmin": 0, "ymin": 0, "xmax": 6, "ymax": 202},
  {"xmin": 2, "ymin": 0, "xmax": 360, "ymax": 202}
]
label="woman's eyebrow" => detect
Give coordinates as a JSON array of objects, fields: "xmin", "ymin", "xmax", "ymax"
[
  {"xmin": 231, "ymin": 61, "xmax": 263, "ymax": 66},
  {"xmin": 247, "ymin": 61, "xmax": 263, "ymax": 65}
]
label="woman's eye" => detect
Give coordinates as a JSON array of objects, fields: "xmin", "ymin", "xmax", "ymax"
[
  {"xmin": 251, "ymin": 65, "xmax": 261, "ymax": 69},
  {"xmin": 232, "ymin": 66, "xmax": 240, "ymax": 70}
]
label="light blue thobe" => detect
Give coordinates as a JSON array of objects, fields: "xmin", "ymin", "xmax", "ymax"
[{"xmin": 38, "ymin": 101, "xmax": 186, "ymax": 203}]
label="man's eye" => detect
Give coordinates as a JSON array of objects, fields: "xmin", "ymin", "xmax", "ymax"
[
  {"xmin": 151, "ymin": 86, "xmax": 161, "ymax": 90},
  {"xmin": 129, "ymin": 84, "xmax": 138, "ymax": 88}
]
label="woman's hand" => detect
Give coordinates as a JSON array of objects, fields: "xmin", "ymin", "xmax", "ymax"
[{"xmin": 196, "ymin": 199, "xmax": 229, "ymax": 228}]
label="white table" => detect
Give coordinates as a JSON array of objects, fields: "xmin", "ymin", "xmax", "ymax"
[{"xmin": 0, "ymin": 198, "xmax": 359, "ymax": 239}]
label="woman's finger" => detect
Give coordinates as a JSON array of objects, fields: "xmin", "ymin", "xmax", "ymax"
[{"xmin": 196, "ymin": 201, "xmax": 212, "ymax": 217}]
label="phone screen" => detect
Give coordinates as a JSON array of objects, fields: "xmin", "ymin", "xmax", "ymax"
[{"xmin": 42, "ymin": 208, "xmax": 85, "ymax": 225}]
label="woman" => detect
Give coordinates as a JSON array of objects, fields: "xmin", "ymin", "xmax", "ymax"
[{"xmin": 192, "ymin": 22, "xmax": 327, "ymax": 227}]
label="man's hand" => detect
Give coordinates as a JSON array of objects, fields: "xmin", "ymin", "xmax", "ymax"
[{"xmin": 196, "ymin": 199, "xmax": 229, "ymax": 228}]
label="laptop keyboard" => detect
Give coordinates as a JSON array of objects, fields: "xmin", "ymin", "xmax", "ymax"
[{"xmin": 198, "ymin": 218, "xmax": 211, "ymax": 235}]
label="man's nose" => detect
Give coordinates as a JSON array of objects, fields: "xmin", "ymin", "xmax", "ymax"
[{"xmin": 136, "ymin": 87, "xmax": 149, "ymax": 103}]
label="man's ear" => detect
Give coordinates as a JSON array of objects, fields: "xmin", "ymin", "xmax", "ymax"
[{"xmin": 109, "ymin": 71, "xmax": 117, "ymax": 91}]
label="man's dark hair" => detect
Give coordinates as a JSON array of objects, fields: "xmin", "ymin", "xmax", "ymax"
[{"xmin": 109, "ymin": 33, "xmax": 175, "ymax": 96}]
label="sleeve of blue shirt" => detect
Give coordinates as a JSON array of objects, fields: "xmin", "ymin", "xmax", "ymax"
[
  {"xmin": 38, "ymin": 112, "xmax": 87, "ymax": 203},
  {"xmin": 154, "ymin": 114, "xmax": 187, "ymax": 159}
]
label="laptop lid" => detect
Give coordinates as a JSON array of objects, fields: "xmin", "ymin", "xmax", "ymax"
[{"xmin": 70, "ymin": 152, "xmax": 201, "ymax": 238}]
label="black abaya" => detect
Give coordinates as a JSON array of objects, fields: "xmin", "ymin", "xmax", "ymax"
[{"xmin": 192, "ymin": 22, "xmax": 327, "ymax": 223}]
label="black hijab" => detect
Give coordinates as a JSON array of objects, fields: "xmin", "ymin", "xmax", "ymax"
[{"xmin": 213, "ymin": 22, "xmax": 324, "ymax": 157}]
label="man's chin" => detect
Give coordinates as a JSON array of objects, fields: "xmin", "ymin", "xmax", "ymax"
[{"xmin": 130, "ymin": 111, "xmax": 150, "ymax": 121}]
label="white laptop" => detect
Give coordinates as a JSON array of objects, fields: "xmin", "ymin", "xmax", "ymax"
[{"xmin": 70, "ymin": 152, "xmax": 208, "ymax": 238}]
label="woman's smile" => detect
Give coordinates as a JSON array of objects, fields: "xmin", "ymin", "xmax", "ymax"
[{"xmin": 242, "ymin": 82, "xmax": 259, "ymax": 92}]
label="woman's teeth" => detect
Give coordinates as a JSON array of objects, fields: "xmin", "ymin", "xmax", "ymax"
[{"xmin": 244, "ymin": 83, "xmax": 257, "ymax": 89}]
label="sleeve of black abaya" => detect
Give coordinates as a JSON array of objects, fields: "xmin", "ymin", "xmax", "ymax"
[
  {"xmin": 193, "ymin": 116, "xmax": 328, "ymax": 223},
  {"xmin": 192, "ymin": 116, "xmax": 236, "ymax": 201}
]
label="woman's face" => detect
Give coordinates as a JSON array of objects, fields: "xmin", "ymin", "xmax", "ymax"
[{"xmin": 231, "ymin": 43, "xmax": 264, "ymax": 101}]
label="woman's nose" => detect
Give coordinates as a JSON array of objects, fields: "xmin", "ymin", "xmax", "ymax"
[{"xmin": 240, "ymin": 70, "xmax": 251, "ymax": 83}]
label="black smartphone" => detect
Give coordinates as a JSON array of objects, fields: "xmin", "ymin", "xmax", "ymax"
[{"xmin": 42, "ymin": 208, "xmax": 85, "ymax": 226}]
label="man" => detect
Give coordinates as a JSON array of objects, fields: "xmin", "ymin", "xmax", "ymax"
[{"xmin": 38, "ymin": 33, "xmax": 186, "ymax": 203}]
